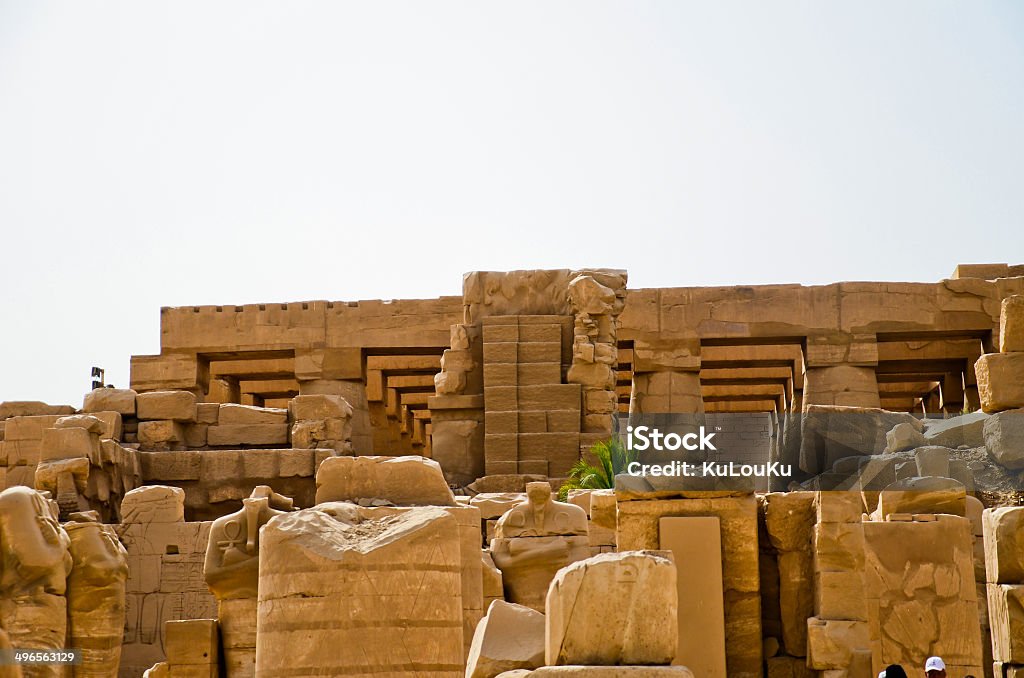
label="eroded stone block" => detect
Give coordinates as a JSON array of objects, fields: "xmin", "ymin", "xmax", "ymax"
[
  {"xmin": 466, "ymin": 600, "xmax": 544, "ymax": 678},
  {"xmin": 545, "ymin": 551, "xmax": 677, "ymax": 666},
  {"xmin": 315, "ymin": 455, "xmax": 455, "ymax": 506},
  {"xmin": 976, "ymin": 354, "xmax": 1024, "ymax": 413}
]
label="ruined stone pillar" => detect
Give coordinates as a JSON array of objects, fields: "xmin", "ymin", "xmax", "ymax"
[
  {"xmin": 628, "ymin": 338, "xmax": 705, "ymax": 464},
  {"xmin": 802, "ymin": 333, "xmax": 880, "ymax": 409},
  {"xmin": 430, "ymin": 323, "xmax": 485, "ymax": 485},
  {"xmin": 294, "ymin": 348, "xmax": 372, "ymax": 453},
  {"xmin": 65, "ymin": 513, "xmax": 128, "ymax": 678},
  {"xmin": 566, "ymin": 272, "xmax": 628, "ymax": 443}
]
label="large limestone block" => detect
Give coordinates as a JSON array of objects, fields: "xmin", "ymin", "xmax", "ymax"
[
  {"xmin": 136, "ymin": 391, "xmax": 197, "ymax": 422},
  {"xmin": 815, "ymin": 491, "xmax": 863, "ymax": 524},
  {"xmin": 206, "ymin": 424, "xmax": 287, "ymax": 446},
  {"xmin": 806, "ymin": 618, "xmax": 869, "ymax": 670},
  {"xmin": 545, "ymin": 551, "xmax": 677, "ymax": 666},
  {"xmin": 987, "ymin": 584, "xmax": 1024, "ymax": 663},
  {"xmin": 915, "ymin": 446, "xmax": 951, "ymax": 477},
  {"xmin": 83, "ymin": 388, "xmax": 138, "ymax": 416},
  {"xmin": 876, "ymin": 477, "xmax": 966, "ymax": 518},
  {"xmin": 976, "ymin": 354, "xmax": 1024, "ymax": 413},
  {"xmin": 862, "ymin": 518, "xmax": 981, "ymax": 669},
  {"xmin": 778, "ymin": 550, "xmax": 814, "ymax": 656},
  {"xmin": 137, "ymin": 420, "xmax": 185, "ymax": 446},
  {"xmin": 803, "ymin": 367, "xmax": 880, "ymax": 409},
  {"xmin": 120, "ymin": 486, "xmax": 186, "ymax": 524},
  {"xmin": 218, "ymin": 404, "xmax": 287, "ymax": 426},
  {"xmin": 0, "ymin": 402, "xmax": 74, "ymax": 418},
  {"xmin": 764, "ymin": 492, "xmax": 815, "ymax": 551},
  {"xmin": 813, "ymin": 570, "xmax": 867, "ymax": 621},
  {"xmin": 472, "ymin": 493, "xmax": 526, "ymax": 520},
  {"xmin": 40, "ymin": 426, "xmax": 98, "ymax": 461},
  {"xmin": 257, "ymin": 504, "xmax": 464, "ymax": 677},
  {"xmin": 288, "ymin": 394, "xmax": 352, "ymax": 421},
  {"xmin": 1001, "ymin": 295, "xmax": 1024, "ymax": 353},
  {"xmin": 885, "ymin": 422, "xmax": 927, "ymax": 453},
  {"xmin": 983, "ymin": 410, "xmax": 1024, "ymax": 470},
  {"xmin": 466, "ymin": 600, "xmax": 545, "ymax": 678},
  {"xmin": 923, "ymin": 412, "xmax": 990, "ymax": 449},
  {"xmin": 983, "ymin": 507, "xmax": 1024, "ymax": 584},
  {"xmin": 315, "ymin": 455, "xmax": 456, "ymax": 506},
  {"xmin": 164, "ymin": 618, "xmax": 219, "ymax": 666}
]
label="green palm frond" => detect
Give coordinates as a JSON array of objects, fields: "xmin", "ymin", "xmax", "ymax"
[{"xmin": 557, "ymin": 436, "xmax": 637, "ymax": 500}]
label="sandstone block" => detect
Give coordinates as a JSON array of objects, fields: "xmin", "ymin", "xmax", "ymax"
[
  {"xmin": 814, "ymin": 570, "xmax": 867, "ymax": 621},
  {"xmin": 54, "ymin": 414, "xmax": 107, "ymax": 435},
  {"xmin": 589, "ymin": 490, "xmax": 616, "ymax": 532},
  {"xmin": 139, "ymin": 450, "xmax": 201, "ymax": 481},
  {"xmin": 983, "ymin": 507, "xmax": 1024, "ymax": 584},
  {"xmin": 778, "ymin": 550, "xmax": 813, "ymax": 657},
  {"xmin": 195, "ymin": 402, "xmax": 220, "ymax": 425},
  {"xmin": 0, "ymin": 401, "xmax": 74, "ymax": 418},
  {"xmin": 471, "ymin": 493, "xmax": 526, "ymax": 520},
  {"xmin": 138, "ymin": 420, "xmax": 185, "ymax": 445},
  {"xmin": 40, "ymin": 426, "xmax": 97, "ymax": 461},
  {"xmin": 83, "ymin": 388, "xmax": 138, "ymax": 416},
  {"xmin": 289, "ymin": 394, "xmax": 353, "ymax": 421},
  {"xmin": 815, "ymin": 491, "xmax": 863, "ymax": 524},
  {"xmin": 164, "ymin": 619, "xmax": 218, "ymax": 665},
  {"xmin": 886, "ymin": 422, "xmax": 927, "ymax": 453},
  {"xmin": 876, "ymin": 477, "xmax": 966, "ymax": 518},
  {"xmin": 765, "ymin": 492, "xmax": 815, "ymax": 551},
  {"xmin": 206, "ymin": 424, "xmax": 287, "ymax": 446},
  {"xmin": 988, "ymin": 584, "xmax": 1024, "ymax": 663},
  {"xmin": 915, "ymin": 446, "xmax": 951, "ymax": 477},
  {"xmin": 315, "ymin": 455, "xmax": 455, "ymax": 506},
  {"xmin": 120, "ymin": 485, "xmax": 185, "ymax": 523},
  {"xmin": 924, "ymin": 411, "xmax": 990, "ymax": 449},
  {"xmin": 257, "ymin": 504, "xmax": 463, "ymax": 677},
  {"xmin": 466, "ymin": 600, "xmax": 545, "ymax": 678},
  {"xmin": 813, "ymin": 522, "xmax": 866, "ymax": 572},
  {"xmin": 806, "ymin": 618, "xmax": 869, "ymax": 670},
  {"xmin": 136, "ymin": 391, "xmax": 197, "ymax": 422},
  {"xmin": 545, "ymin": 551, "xmax": 677, "ymax": 666},
  {"xmin": 984, "ymin": 409, "xmax": 1024, "ymax": 470},
  {"xmin": 218, "ymin": 404, "xmax": 287, "ymax": 426},
  {"xmin": 1001, "ymin": 295, "xmax": 1024, "ymax": 353},
  {"xmin": 976, "ymin": 353, "xmax": 1024, "ymax": 413}
]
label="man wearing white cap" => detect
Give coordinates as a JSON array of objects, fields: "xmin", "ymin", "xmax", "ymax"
[{"xmin": 925, "ymin": 657, "xmax": 946, "ymax": 678}]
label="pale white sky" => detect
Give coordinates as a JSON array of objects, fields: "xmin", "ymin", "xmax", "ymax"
[{"xmin": 1, "ymin": 1, "xmax": 1022, "ymax": 405}]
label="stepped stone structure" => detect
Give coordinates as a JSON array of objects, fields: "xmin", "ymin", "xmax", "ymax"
[{"xmin": 1, "ymin": 264, "xmax": 1024, "ymax": 678}]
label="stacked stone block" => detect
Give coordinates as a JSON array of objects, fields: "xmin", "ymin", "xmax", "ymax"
[
  {"xmin": 806, "ymin": 491, "xmax": 871, "ymax": 675},
  {"xmin": 482, "ymin": 316, "xmax": 581, "ymax": 478},
  {"xmin": 983, "ymin": 507, "xmax": 1024, "ymax": 678},
  {"xmin": 163, "ymin": 619, "xmax": 220, "ymax": 677},
  {"xmin": 762, "ymin": 492, "xmax": 815, "ymax": 676},
  {"xmin": 976, "ymin": 296, "xmax": 1024, "ymax": 413}
]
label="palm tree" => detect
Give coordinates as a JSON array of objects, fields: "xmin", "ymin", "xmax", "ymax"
[{"xmin": 558, "ymin": 437, "xmax": 636, "ymax": 500}]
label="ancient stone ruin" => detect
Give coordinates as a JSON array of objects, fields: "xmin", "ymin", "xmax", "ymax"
[{"xmin": 1, "ymin": 263, "xmax": 1024, "ymax": 677}]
